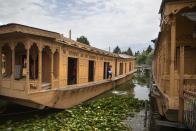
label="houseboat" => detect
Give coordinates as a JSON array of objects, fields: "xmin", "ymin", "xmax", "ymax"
[
  {"xmin": 152, "ymin": 0, "xmax": 196, "ymax": 125},
  {"xmin": 0, "ymin": 23, "xmax": 135, "ymax": 109}
]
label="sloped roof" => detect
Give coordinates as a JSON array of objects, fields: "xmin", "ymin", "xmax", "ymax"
[
  {"xmin": 159, "ymin": 0, "xmax": 180, "ymax": 14},
  {"xmin": 119, "ymin": 54, "xmax": 135, "ymax": 59},
  {"xmin": 0, "ymin": 23, "xmax": 120, "ymax": 58}
]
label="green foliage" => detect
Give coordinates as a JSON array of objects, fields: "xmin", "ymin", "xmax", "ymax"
[
  {"xmin": 126, "ymin": 48, "xmax": 133, "ymax": 56},
  {"xmin": 1, "ymin": 96, "xmax": 144, "ymax": 131},
  {"xmin": 113, "ymin": 47, "xmax": 133, "ymax": 56},
  {"xmin": 113, "ymin": 46, "xmax": 121, "ymax": 54},
  {"xmin": 122, "ymin": 48, "xmax": 133, "ymax": 56},
  {"xmin": 76, "ymin": 36, "xmax": 90, "ymax": 45},
  {"xmin": 145, "ymin": 50, "xmax": 154, "ymax": 65},
  {"xmin": 134, "ymin": 51, "xmax": 140, "ymax": 57},
  {"xmin": 136, "ymin": 51, "xmax": 147, "ymax": 65},
  {"xmin": 133, "ymin": 72, "xmax": 150, "ymax": 87},
  {"xmin": 135, "ymin": 44, "xmax": 154, "ymax": 66},
  {"xmin": 146, "ymin": 45, "xmax": 153, "ymax": 54}
]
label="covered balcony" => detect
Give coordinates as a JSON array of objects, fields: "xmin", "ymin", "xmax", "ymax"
[{"xmin": 0, "ymin": 40, "xmax": 60, "ymax": 95}]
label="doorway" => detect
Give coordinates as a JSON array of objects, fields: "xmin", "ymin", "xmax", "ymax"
[
  {"xmin": 2, "ymin": 44, "xmax": 12, "ymax": 78},
  {"xmin": 115, "ymin": 59, "xmax": 117, "ymax": 77},
  {"xmin": 103, "ymin": 62, "xmax": 109, "ymax": 79},
  {"xmin": 119, "ymin": 63, "xmax": 123, "ymax": 75},
  {"xmin": 88, "ymin": 60, "xmax": 94, "ymax": 82},
  {"xmin": 15, "ymin": 43, "xmax": 26, "ymax": 80},
  {"xmin": 30, "ymin": 44, "xmax": 38, "ymax": 80},
  {"xmin": 68, "ymin": 57, "xmax": 77, "ymax": 85},
  {"xmin": 42, "ymin": 46, "xmax": 51, "ymax": 89},
  {"xmin": 129, "ymin": 62, "xmax": 132, "ymax": 72},
  {"xmin": 125, "ymin": 63, "xmax": 127, "ymax": 73}
]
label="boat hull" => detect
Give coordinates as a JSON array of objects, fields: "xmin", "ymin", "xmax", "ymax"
[
  {"xmin": 151, "ymin": 84, "xmax": 178, "ymax": 122},
  {"xmin": 1, "ymin": 71, "xmax": 134, "ymax": 109}
]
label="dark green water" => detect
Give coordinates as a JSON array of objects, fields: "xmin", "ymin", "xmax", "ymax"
[{"xmin": 0, "ymin": 72, "xmax": 191, "ymax": 131}]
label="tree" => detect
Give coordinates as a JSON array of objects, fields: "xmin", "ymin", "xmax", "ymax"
[
  {"xmin": 146, "ymin": 45, "xmax": 153, "ymax": 54},
  {"xmin": 135, "ymin": 51, "xmax": 140, "ymax": 56},
  {"xmin": 136, "ymin": 52, "xmax": 147, "ymax": 65},
  {"xmin": 76, "ymin": 36, "xmax": 90, "ymax": 45},
  {"xmin": 145, "ymin": 50, "xmax": 154, "ymax": 65},
  {"xmin": 113, "ymin": 46, "xmax": 121, "ymax": 54},
  {"xmin": 126, "ymin": 48, "xmax": 133, "ymax": 56}
]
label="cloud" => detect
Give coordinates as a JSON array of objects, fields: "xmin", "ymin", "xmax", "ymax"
[{"xmin": 0, "ymin": 0, "xmax": 161, "ymax": 52}]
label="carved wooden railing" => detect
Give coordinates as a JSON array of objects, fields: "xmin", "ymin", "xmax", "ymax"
[
  {"xmin": 183, "ymin": 75, "xmax": 196, "ymax": 130},
  {"xmin": 29, "ymin": 80, "xmax": 39, "ymax": 91}
]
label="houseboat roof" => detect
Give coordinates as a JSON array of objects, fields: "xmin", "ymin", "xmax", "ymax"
[
  {"xmin": 119, "ymin": 54, "xmax": 135, "ymax": 59},
  {"xmin": 159, "ymin": 0, "xmax": 180, "ymax": 15},
  {"xmin": 0, "ymin": 23, "xmax": 134, "ymax": 59}
]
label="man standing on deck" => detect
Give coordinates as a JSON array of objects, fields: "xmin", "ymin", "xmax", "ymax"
[{"xmin": 108, "ymin": 65, "xmax": 112, "ymax": 79}]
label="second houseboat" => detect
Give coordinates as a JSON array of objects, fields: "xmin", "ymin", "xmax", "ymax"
[{"xmin": 0, "ymin": 23, "xmax": 135, "ymax": 109}]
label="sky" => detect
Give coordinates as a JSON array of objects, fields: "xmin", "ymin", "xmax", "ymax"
[{"xmin": 0, "ymin": 0, "xmax": 162, "ymax": 53}]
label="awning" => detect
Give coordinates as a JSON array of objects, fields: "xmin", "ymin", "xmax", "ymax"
[{"xmin": 182, "ymin": 12, "xmax": 196, "ymax": 22}]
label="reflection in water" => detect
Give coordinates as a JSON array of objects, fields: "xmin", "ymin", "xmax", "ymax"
[
  {"xmin": 134, "ymin": 83, "xmax": 149, "ymax": 100},
  {"xmin": 111, "ymin": 90, "xmax": 128, "ymax": 95}
]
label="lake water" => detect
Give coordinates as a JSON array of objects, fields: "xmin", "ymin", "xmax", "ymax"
[
  {"xmin": 105, "ymin": 71, "xmax": 190, "ymax": 131},
  {"xmin": 133, "ymin": 83, "xmax": 149, "ymax": 100}
]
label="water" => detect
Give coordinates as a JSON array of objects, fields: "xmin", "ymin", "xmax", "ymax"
[
  {"xmin": 106, "ymin": 71, "xmax": 190, "ymax": 131},
  {"xmin": 133, "ymin": 83, "xmax": 149, "ymax": 100}
]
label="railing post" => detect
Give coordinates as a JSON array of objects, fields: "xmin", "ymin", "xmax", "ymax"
[{"xmin": 179, "ymin": 45, "xmax": 184, "ymax": 123}]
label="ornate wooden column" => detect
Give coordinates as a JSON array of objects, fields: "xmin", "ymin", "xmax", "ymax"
[
  {"xmin": 132, "ymin": 61, "xmax": 134, "ymax": 71},
  {"xmin": 25, "ymin": 43, "xmax": 30, "ymax": 93},
  {"xmin": 170, "ymin": 16, "xmax": 176, "ymax": 97},
  {"xmin": 178, "ymin": 45, "xmax": 184, "ymax": 123},
  {"xmin": 58, "ymin": 49, "xmax": 60, "ymax": 88},
  {"xmin": 58, "ymin": 47, "xmax": 61, "ymax": 88},
  {"xmin": 164, "ymin": 38, "xmax": 168, "ymax": 75},
  {"xmin": 157, "ymin": 52, "xmax": 159, "ymax": 83},
  {"xmin": 0, "ymin": 45, "xmax": 2, "ymax": 86},
  {"xmin": 38, "ymin": 46, "xmax": 42, "ymax": 91},
  {"xmin": 10, "ymin": 42, "xmax": 15, "ymax": 89},
  {"xmin": 51, "ymin": 49, "xmax": 54, "ymax": 89}
]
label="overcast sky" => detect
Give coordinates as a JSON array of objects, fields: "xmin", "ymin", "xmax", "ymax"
[{"xmin": 0, "ymin": 0, "xmax": 161, "ymax": 53}]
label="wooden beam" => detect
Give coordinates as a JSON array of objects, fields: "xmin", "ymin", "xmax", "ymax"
[
  {"xmin": 178, "ymin": 45, "xmax": 184, "ymax": 123},
  {"xmin": 155, "ymin": 120, "xmax": 187, "ymax": 129}
]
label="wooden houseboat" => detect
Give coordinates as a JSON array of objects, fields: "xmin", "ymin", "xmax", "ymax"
[
  {"xmin": 152, "ymin": 0, "xmax": 196, "ymax": 124},
  {"xmin": 0, "ymin": 23, "xmax": 135, "ymax": 109}
]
